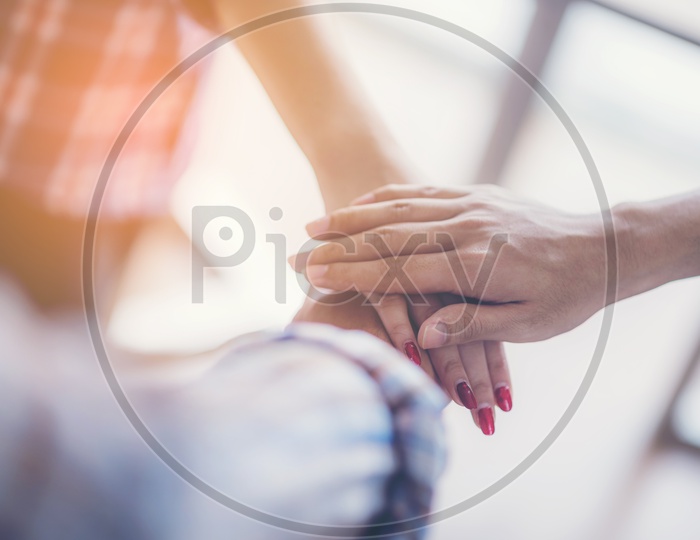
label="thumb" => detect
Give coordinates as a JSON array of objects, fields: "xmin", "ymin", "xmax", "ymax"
[{"xmin": 417, "ymin": 303, "xmax": 520, "ymax": 348}]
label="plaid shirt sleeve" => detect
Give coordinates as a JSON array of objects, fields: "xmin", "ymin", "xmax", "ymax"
[
  {"xmin": 0, "ymin": 322, "xmax": 447, "ymax": 539},
  {"xmin": 0, "ymin": 0, "xmax": 203, "ymax": 218},
  {"xmin": 184, "ymin": 323, "xmax": 448, "ymax": 537}
]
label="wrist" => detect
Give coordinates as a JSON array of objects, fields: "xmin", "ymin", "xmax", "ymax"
[
  {"xmin": 614, "ymin": 193, "xmax": 700, "ymax": 300},
  {"xmin": 310, "ymin": 130, "xmax": 416, "ymax": 212}
]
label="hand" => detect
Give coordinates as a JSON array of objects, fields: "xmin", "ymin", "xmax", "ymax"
[
  {"xmin": 293, "ymin": 288, "xmax": 513, "ymax": 435},
  {"xmin": 371, "ymin": 293, "xmax": 513, "ymax": 434},
  {"xmin": 408, "ymin": 294, "xmax": 512, "ymax": 435},
  {"xmin": 298, "ymin": 184, "xmax": 607, "ymax": 348}
]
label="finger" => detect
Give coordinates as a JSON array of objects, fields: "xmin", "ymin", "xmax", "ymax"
[
  {"xmin": 407, "ymin": 295, "xmax": 477, "ymax": 411},
  {"xmin": 418, "ymin": 303, "xmax": 524, "ymax": 348},
  {"xmin": 306, "ymin": 198, "xmax": 461, "ymax": 238},
  {"xmin": 371, "ymin": 294, "xmax": 430, "ymax": 372},
  {"xmin": 485, "ymin": 341, "xmax": 513, "ymax": 412},
  {"xmin": 352, "ymin": 306, "xmax": 393, "ymax": 346},
  {"xmin": 303, "ymin": 230, "xmax": 509, "ymax": 300},
  {"xmin": 459, "ymin": 341, "xmax": 496, "ymax": 436},
  {"xmin": 298, "ymin": 223, "xmax": 457, "ymax": 269},
  {"xmin": 305, "ymin": 253, "xmax": 470, "ymax": 297},
  {"xmin": 350, "ymin": 184, "xmax": 470, "ymax": 205},
  {"xmin": 427, "ymin": 345, "xmax": 476, "ymax": 409}
]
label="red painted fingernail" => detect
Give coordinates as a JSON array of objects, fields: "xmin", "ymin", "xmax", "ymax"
[
  {"xmin": 478, "ymin": 407, "xmax": 495, "ymax": 436},
  {"xmin": 456, "ymin": 382, "xmax": 477, "ymax": 410},
  {"xmin": 495, "ymin": 385, "xmax": 512, "ymax": 412},
  {"xmin": 404, "ymin": 342, "xmax": 421, "ymax": 366}
]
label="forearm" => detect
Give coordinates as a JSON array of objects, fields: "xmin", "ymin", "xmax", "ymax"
[
  {"xmin": 209, "ymin": 0, "xmax": 409, "ymax": 210},
  {"xmin": 615, "ymin": 189, "xmax": 700, "ymax": 301}
]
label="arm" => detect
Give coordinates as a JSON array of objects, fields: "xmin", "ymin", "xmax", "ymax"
[
  {"xmin": 615, "ymin": 191, "xmax": 700, "ymax": 302},
  {"xmin": 209, "ymin": 0, "xmax": 414, "ymax": 210}
]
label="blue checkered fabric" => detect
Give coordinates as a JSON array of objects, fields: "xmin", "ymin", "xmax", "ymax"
[{"xmin": 0, "ymin": 323, "xmax": 447, "ymax": 539}]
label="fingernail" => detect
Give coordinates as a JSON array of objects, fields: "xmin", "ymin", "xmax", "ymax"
[
  {"xmin": 495, "ymin": 385, "xmax": 512, "ymax": 412},
  {"xmin": 421, "ymin": 322, "xmax": 447, "ymax": 349},
  {"xmin": 306, "ymin": 265, "xmax": 328, "ymax": 284},
  {"xmin": 456, "ymin": 381, "xmax": 477, "ymax": 410},
  {"xmin": 306, "ymin": 216, "xmax": 330, "ymax": 236},
  {"xmin": 350, "ymin": 193, "xmax": 374, "ymax": 205},
  {"xmin": 404, "ymin": 341, "xmax": 421, "ymax": 366},
  {"xmin": 477, "ymin": 406, "xmax": 495, "ymax": 436}
]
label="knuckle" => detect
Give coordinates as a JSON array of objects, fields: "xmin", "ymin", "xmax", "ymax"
[
  {"xmin": 386, "ymin": 324, "xmax": 413, "ymax": 341},
  {"xmin": 446, "ymin": 311, "xmax": 480, "ymax": 343},
  {"xmin": 436, "ymin": 357, "xmax": 462, "ymax": 378},
  {"xmin": 319, "ymin": 240, "xmax": 346, "ymax": 262},
  {"xmin": 463, "ymin": 215, "xmax": 492, "ymax": 231},
  {"xmin": 389, "ymin": 200, "xmax": 413, "ymax": 217},
  {"xmin": 371, "ymin": 186, "xmax": 388, "ymax": 198},
  {"xmin": 472, "ymin": 381, "xmax": 492, "ymax": 397},
  {"xmin": 366, "ymin": 227, "xmax": 395, "ymax": 252},
  {"xmin": 329, "ymin": 209, "xmax": 348, "ymax": 231},
  {"xmin": 420, "ymin": 186, "xmax": 440, "ymax": 198},
  {"xmin": 321, "ymin": 263, "xmax": 338, "ymax": 281},
  {"xmin": 488, "ymin": 354, "xmax": 507, "ymax": 372},
  {"xmin": 376, "ymin": 184, "xmax": 401, "ymax": 198},
  {"xmin": 434, "ymin": 227, "xmax": 459, "ymax": 251},
  {"xmin": 467, "ymin": 196, "xmax": 488, "ymax": 212},
  {"xmin": 476, "ymin": 193, "xmax": 495, "ymax": 209}
]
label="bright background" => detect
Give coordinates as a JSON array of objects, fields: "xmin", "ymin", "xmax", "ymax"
[{"xmin": 19, "ymin": 1, "xmax": 700, "ymax": 538}]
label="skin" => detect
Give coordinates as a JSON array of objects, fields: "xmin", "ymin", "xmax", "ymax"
[
  {"xmin": 210, "ymin": 1, "xmax": 512, "ymax": 425},
  {"xmin": 300, "ymin": 184, "xmax": 700, "ymax": 348}
]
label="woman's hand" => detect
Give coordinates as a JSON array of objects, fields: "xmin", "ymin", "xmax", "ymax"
[
  {"xmin": 371, "ymin": 293, "xmax": 513, "ymax": 434},
  {"xmin": 294, "ymin": 290, "xmax": 513, "ymax": 434},
  {"xmin": 408, "ymin": 294, "xmax": 512, "ymax": 435},
  {"xmin": 294, "ymin": 290, "xmax": 513, "ymax": 435},
  {"xmin": 297, "ymin": 183, "xmax": 608, "ymax": 349}
]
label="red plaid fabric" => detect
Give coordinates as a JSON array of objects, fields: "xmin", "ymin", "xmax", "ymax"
[{"xmin": 0, "ymin": 0, "xmax": 208, "ymax": 218}]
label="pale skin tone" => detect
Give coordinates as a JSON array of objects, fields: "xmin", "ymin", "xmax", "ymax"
[
  {"xmin": 299, "ymin": 184, "xmax": 700, "ymax": 348},
  {"xmin": 210, "ymin": 0, "xmax": 512, "ymax": 431}
]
